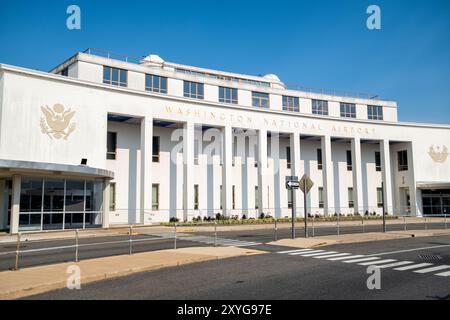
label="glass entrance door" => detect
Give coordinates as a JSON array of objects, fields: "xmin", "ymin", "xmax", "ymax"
[{"xmin": 422, "ymin": 189, "xmax": 450, "ymax": 215}]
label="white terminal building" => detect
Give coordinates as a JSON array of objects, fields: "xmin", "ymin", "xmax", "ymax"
[{"xmin": 0, "ymin": 48, "xmax": 449, "ymax": 234}]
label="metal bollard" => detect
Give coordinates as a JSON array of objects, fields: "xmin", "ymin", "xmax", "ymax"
[
  {"xmin": 362, "ymin": 215, "xmax": 365, "ymax": 233},
  {"xmin": 14, "ymin": 233, "xmax": 21, "ymax": 271},
  {"xmin": 337, "ymin": 214, "xmax": 340, "ymax": 236},
  {"xmin": 174, "ymin": 223, "xmax": 177, "ymax": 250},
  {"xmin": 274, "ymin": 219, "xmax": 278, "ymax": 241},
  {"xmin": 214, "ymin": 221, "xmax": 217, "ymax": 247},
  {"xmin": 75, "ymin": 229, "xmax": 79, "ymax": 262},
  {"xmin": 424, "ymin": 217, "xmax": 427, "ymax": 230},
  {"xmin": 129, "ymin": 225, "xmax": 133, "ymax": 255},
  {"xmin": 445, "ymin": 214, "xmax": 447, "ymax": 230},
  {"xmin": 403, "ymin": 216, "xmax": 407, "ymax": 232},
  {"xmin": 312, "ymin": 216, "xmax": 315, "ymax": 237}
]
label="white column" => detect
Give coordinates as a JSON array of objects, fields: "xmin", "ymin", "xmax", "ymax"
[
  {"xmin": 380, "ymin": 139, "xmax": 393, "ymax": 214},
  {"xmin": 321, "ymin": 135, "xmax": 335, "ymax": 216},
  {"xmin": 406, "ymin": 141, "xmax": 418, "ymax": 216},
  {"xmin": 140, "ymin": 116, "xmax": 153, "ymax": 224},
  {"xmin": 183, "ymin": 121, "xmax": 195, "ymax": 221},
  {"xmin": 10, "ymin": 175, "xmax": 21, "ymax": 234},
  {"xmin": 222, "ymin": 126, "xmax": 233, "ymax": 216},
  {"xmin": 102, "ymin": 180, "xmax": 110, "ymax": 228},
  {"xmin": 257, "ymin": 129, "xmax": 268, "ymax": 214},
  {"xmin": 0, "ymin": 180, "xmax": 5, "ymax": 230},
  {"xmin": 351, "ymin": 137, "xmax": 363, "ymax": 214},
  {"xmin": 290, "ymin": 132, "xmax": 302, "ymax": 217}
]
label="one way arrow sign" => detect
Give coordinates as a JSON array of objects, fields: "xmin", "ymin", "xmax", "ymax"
[{"xmin": 286, "ymin": 180, "xmax": 300, "ymax": 189}]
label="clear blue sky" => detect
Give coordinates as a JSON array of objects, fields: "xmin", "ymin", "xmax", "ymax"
[{"xmin": 1, "ymin": 0, "xmax": 449, "ymax": 124}]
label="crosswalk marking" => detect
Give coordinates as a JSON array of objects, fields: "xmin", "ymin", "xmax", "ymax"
[
  {"xmin": 358, "ymin": 259, "xmax": 396, "ymax": 266},
  {"xmin": 301, "ymin": 251, "xmax": 338, "ymax": 257},
  {"xmin": 289, "ymin": 249, "xmax": 325, "ymax": 256},
  {"xmin": 376, "ymin": 261, "xmax": 414, "ymax": 269},
  {"xmin": 413, "ymin": 265, "xmax": 450, "ymax": 274},
  {"xmin": 327, "ymin": 255, "xmax": 365, "ymax": 261},
  {"xmin": 435, "ymin": 270, "xmax": 450, "ymax": 277},
  {"xmin": 343, "ymin": 257, "xmax": 381, "ymax": 263},
  {"xmin": 278, "ymin": 248, "xmax": 313, "ymax": 254},
  {"xmin": 177, "ymin": 235, "xmax": 260, "ymax": 247},
  {"xmin": 314, "ymin": 253, "xmax": 352, "ymax": 259},
  {"xmin": 394, "ymin": 263, "xmax": 433, "ymax": 271}
]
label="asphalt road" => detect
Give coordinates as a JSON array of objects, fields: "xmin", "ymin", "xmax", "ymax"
[
  {"xmin": 0, "ymin": 221, "xmax": 447, "ymax": 271},
  {"xmin": 27, "ymin": 235, "xmax": 450, "ymax": 300}
]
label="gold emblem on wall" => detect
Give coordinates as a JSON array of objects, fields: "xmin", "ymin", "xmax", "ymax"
[
  {"xmin": 40, "ymin": 104, "xmax": 76, "ymax": 140},
  {"xmin": 428, "ymin": 145, "xmax": 448, "ymax": 163}
]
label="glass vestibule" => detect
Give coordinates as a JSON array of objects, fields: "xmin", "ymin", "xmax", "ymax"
[
  {"xmin": 19, "ymin": 178, "xmax": 103, "ymax": 231},
  {"xmin": 422, "ymin": 189, "xmax": 450, "ymax": 215}
]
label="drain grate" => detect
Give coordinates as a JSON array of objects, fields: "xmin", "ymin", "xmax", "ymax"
[{"xmin": 418, "ymin": 253, "xmax": 443, "ymax": 261}]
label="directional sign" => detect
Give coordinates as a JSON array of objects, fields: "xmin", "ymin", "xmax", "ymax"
[
  {"xmin": 286, "ymin": 180, "xmax": 300, "ymax": 189},
  {"xmin": 299, "ymin": 174, "xmax": 314, "ymax": 194}
]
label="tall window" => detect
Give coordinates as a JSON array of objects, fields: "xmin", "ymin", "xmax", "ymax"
[
  {"xmin": 61, "ymin": 67, "xmax": 69, "ymax": 77},
  {"xmin": 107, "ymin": 132, "xmax": 117, "ymax": 160},
  {"xmin": 340, "ymin": 102, "xmax": 356, "ymax": 118},
  {"xmin": 377, "ymin": 187, "xmax": 384, "ymax": 208},
  {"xmin": 152, "ymin": 184, "xmax": 159, "ymax": 210},
  {"xmin": 194, "ymin": 184, "xmax": 199, "ymax": 210},
  {"xmin": 348, "ymin": 187, "xmax": 354, "ymax": 208},
  {"xmin": 368, "ymin": 105, "xmax": 383, "ymax": 120},
  {"xmin": 184, "ymin": 81, "xmax": 204, "ymax": 99},
  {"xmin": 145, "ymin": 74, "xmax": 167, "ymax": 93},
  {"xmin": 312, "ymin": 99, "xmax": 328, "ymax": 115},
  {"xmin": 109, "ymin": 183, "xmax": 116, "ymax": 211},
  {"xmin": 346, "ymin": 150, "xmax": 352, "ymax": 171},
  {"xmin": 219, "ymin": 87, "xmax": 238, "ymax": 104},
  {"xmin": 255, "ymin": 186, "xmax": 259, "ymax": 209},
  {"xmin": 375, "ymin": 151, "xmax": 381, "ymax": 171},
  {"xmin": 317, "ymin": 149, "xmax": 323, "ymax": 170},
  {"xmin": 398, "ymin": 150, "xmax": 408, "ymax": 171},
  {"xmin": 318, "ymin": 187, "xmax": 324, "ymax": 208},
  {"xmin": 103, "ymin": 66, "xmax": 127, "ymax": 87},
  {"xmin": 232, "ymin": 185, "xmax": 236, "ymax": 210},
  {"xmin": 282, "ymin": 96, "xmax": 299, "ymax": 112},
  {"xmin": 252, "ymin": 92, "xmax": 269, "ymax": 108},
  {"xmin": 152, "ymin": 136, "xmax": 160, "ymax": 162},
  {"xmin": 286, "ymin": 146, "xmax": 291, "ymax": 169},
  {"xmin": 220, "ymin": 185, "xmax": 223, "ymax": 210},
  {"xmin": 288, "ymin": 189, "xmax": 293, "ymax": 209}
]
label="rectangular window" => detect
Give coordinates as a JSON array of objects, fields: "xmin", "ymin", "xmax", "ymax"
[
  {"xmin": 152, "ymin": 184, "xmax": 159, "ymax": 211},
  {"xmin": 194, "ymin": 184, "xmax": 199, "ymax": 210},
  {"xmin": 219, "ymin": 87, "xmax": 238, "ymax": 104},
  {"xmin": 340, "ymin": 102, "xmax": 356, "ymax": 118},
  {"xmin": 368, "ymin": 105, "xmax": 383, "ymax": 120},
  {"xmin": 232, "ymin": 185, "xmax": 236, "ymax": 210},
  {"xmin": 252, "ymin": 92, "xmax": 270, "ymax": 108},
  {"xmin": 375, "ymin": 151, "xmax": 381, "ymax": 172},
  {"xmin": 398, "ymin": 150, "xmax": 408, "ymax": 171},
  {"xmin": 152, "ymin": 136, "xmax": 160, "ymax": 162},
  {"xmin": 145, "ymin": 74, "xmax": 167, "ymax": 93},
  {"xmin": 184, "ymin": 81, "xmax": 204, "ymax": 99},
  {"xmin": 318, "ymin": 187, "xmax": 324, "ymax": 208},
  {"xmin": 377, "ymin": 187, "xmax": 384, "ymax": 208},
  {"xmin": 282, "ymin": 95, "xmax": 299, "ymax": 112},
  {"xmin": 61, "ymin": 67, "xmax": 69, "ymax": 77},
  {"xmin": 103, "ymin": 66, "xmax": 127, "ymax": 87},
  {"xmin": 346, "ymin": 150, "xmax": 352, "ymax": 171},
  {"xmin": 317, "ymin": 149, "xmax": 323, "ymax": 170},
  {"xmin": 312, "ymin": 99, "xmax": 328, "ymax": 115},
  {"xmin": 109, "ymin": 183, "xmax": 116, "ymax": 211},
  {"xmin": 288, "ymin": 189, "xmax": 293, "ymax": 209},
  {"xmin": 107, "ymin": 132, "xmax": 117, "ymax": 160},
  {"xmin": 348, "ymin": 187, "xmax": 354, "ymax": 208},
  {"xmin": 255, "ymin": 186, "xmax": 259, "ymax": 209},
  {"xmin": 286, "ymin": 146, "xmax": 291, "ymax": 169}
]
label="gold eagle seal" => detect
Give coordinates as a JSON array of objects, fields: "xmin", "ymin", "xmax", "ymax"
[
  {"xmin": 40, "ymin": 104, "xmax": 76, "ymax": 140},
  {"xmin": 428, "ymin": 145, "xmax": 448, "ymax": 163}
]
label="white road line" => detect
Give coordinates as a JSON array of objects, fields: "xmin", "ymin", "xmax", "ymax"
[
  {"xmin": 366, "ymin": 244, "xmax": 450, "ymax": 257},
  {"xmin": 377, "ymin": 261, "xmax": 414, "ymax": 269},
  {"xmin": 435, "ymin": 270, "xmax": 450, "ymax": 277},
  {"xmin": 343, "ymin": 257, "xmax": 381, "ymax": 263},
  {"xmin": 358, "ymin": 259, "xmax": 397, "ymax": 266},
  {"xmin": 301, "ymin": 251, "xmax": 338, "ymax": 257},
  {"xmin": 327, "ymin": 255, "xmax": 365, "ymax": 261},
  {"xmin": 413, "ymin": 265, "xmax": 450, "ymax": 274},
  {"xmin": 394, "ymin": 263, "xmax": 433, "ymax": 271},
  {"xmin": 278, "ymin": 249, "xmax": 314, "ymax": 254},
  {"xmin": 314, "ymin": 253, "xmax": 352, "ymax": 259},
  {"xmin": 289, "ymin": 249, "xmax": 325, "ymax": 256}
]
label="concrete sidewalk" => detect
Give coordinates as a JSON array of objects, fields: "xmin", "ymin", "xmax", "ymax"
[
  {"xmin": 267, "ymin": 229, "xmax": 450, "ymax": 248},
  {"xmin": 0, "ymin": 246, "xmax": 265, "ymax": 300}
]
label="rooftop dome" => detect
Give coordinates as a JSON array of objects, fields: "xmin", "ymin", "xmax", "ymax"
[
  {"xmin": 263, "ymin": 73, "xmax": 281, "ymax": 82},
  {"xmin": 140, "ymin": 54, "xmax": 165, "ymax": 67}
]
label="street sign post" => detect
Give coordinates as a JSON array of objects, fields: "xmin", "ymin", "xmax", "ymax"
[
  {"xmin": 286, "ymin": 176, "xmax": 299, "ymax": 239},
  {"xmin": 299, "ymin": 174, "xmax": 314, "ymax": 238}
]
